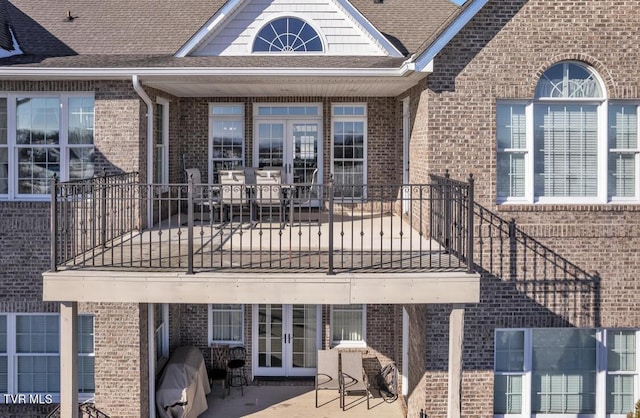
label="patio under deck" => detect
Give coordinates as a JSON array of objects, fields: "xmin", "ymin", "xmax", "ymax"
[{"xmin": 200, "ymin": 382, "xmax": 404, "ymax": 418}]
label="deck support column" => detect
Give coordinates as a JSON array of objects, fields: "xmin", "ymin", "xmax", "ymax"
[
  {"xmin": 60, "ymin": 302, "xmax": 79, "ymax": 418},
  {"xmin": 447, "ymin": 304, "xmax": 464, "ymax": 418}
]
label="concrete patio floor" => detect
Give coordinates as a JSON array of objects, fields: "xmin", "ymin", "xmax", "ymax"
[{"xmin": 198, "ymin": 383, "xmax": 405, "ymax": 418}]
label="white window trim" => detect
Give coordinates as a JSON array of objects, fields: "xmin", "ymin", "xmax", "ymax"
[
  {"xmin": 207, "ymin": 304, "xmax": 245, "ymax": 346},
  {"xmin": 152, "ymin": 304, "xmax": 169, "ymax": 372},
  {"xmin": 0, "ymin": 313, "xmax": 95, "ymax": 404},
  {"xmin": 155, "ymin": 98, "xmax": 170, "ymax": 187},
  {"xmin": 498, "ymin": 97, "xmax": 640, "ymax": 205},
  {"xmin": 208, "ymin": 103, "xmax": 245, "ymax": 184},
  {"xmin": 494, "ymin": 328, "xmax": 640, "ymax": 418},
  {"xmin": 0, "ymin": 92, "xmax": 95, "ymax": 201},
  {"xmin": 330, "ymin": 304, "xmax": 367, "ymax": 348},
  {"xmin": 330, "ymin": 103, "xmax": 368, "ymax": 201}
]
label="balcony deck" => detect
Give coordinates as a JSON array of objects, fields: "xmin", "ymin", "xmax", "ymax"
[
  {"xmin": 45, "ymin": 176, "xmax": 481, "ymax": 304},
  {"xmin": 57, "ymin": 211, "xmax": 462, "ymax": 274}
]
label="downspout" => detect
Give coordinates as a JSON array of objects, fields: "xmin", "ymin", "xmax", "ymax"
[
  {"xmin": 132, "ymin": 75, "xmax": 156, "ymax": 418},
  {"xmin": 131, "ymin": 75, "xmax": 154, "ymax": 229}
]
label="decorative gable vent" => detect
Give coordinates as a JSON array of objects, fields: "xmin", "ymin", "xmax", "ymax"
[{"xmin": 253, "ymin": 17, "xmax": 323, "ymax": 53}]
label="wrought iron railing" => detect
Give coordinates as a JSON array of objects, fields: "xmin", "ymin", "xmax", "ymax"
[
  {"xmin": 51, "ymin": 173, "xmax": 474, "ymax": 274},
  {"xmin": 473, "ymin": 201, "xmax": 600, "ymax": 325},
  {"xmin": 46, "ymin": 403, "xmax": 110, "ymax": 418}
]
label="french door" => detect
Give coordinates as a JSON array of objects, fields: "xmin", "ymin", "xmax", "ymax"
[
  {"xmin": 252, "ymin": 304, "xmax": 321, "ymax": 377},
  {"xmin": 254, "ymin": 120, "xmax": 321, "ymax": 186}
]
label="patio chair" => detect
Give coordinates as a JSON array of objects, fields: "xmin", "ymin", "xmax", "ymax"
[
  {"xmin": 315, "ymin": 349, "xmax": 340, "ymax": 408},
  {"xmin": 219, "ymin": 169, "xmax": 251, "ymax": 225},
  {"xmin": 208, "ymin": 345, "xmax": 228, "ymax": 399},
  {"xmin": 254, "ymin": 168, "xmax": 286, "ymax": 227},
  {"xmin": 339, "ymin": 352, "xmax": 370, "ymax": 411},
  {"xmin": 184, "ymin": 168, "xmax": 219, "ymax": 222}
]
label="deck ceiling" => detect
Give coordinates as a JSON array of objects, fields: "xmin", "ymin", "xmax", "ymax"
[
  {"xmin": 141, "ymin": 72, "xmax": 427, "ymax": 97},
  {"xmin": 42, "ymin": 270, "xmax": 480, "ymax": 304}
]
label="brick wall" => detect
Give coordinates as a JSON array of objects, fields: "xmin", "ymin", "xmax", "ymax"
[
  {"xmin": 0, "ymin": 80, "xmax": 148, "ymax": 418},
  {"xmin": 403, "ymin": 0, "xmax": 640, "ymax": 416}
]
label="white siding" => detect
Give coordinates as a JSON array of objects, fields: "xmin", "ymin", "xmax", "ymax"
[{"xmin": 193, "ymin": 0, "xmax": 388, "ymax": 56}]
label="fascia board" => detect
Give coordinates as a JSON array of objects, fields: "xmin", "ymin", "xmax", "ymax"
[
  {"xmin": 413, "ymin": 0, "xmax": 489, "ymax": 72},
  {"xmin": 175, "ymin": 0, "xmax": 246, "ymax": 57},
  {"xmin": 0, "ymin": 65, "xmax": 416, "ymax": 78},
  {"xmin": 332, "ymin": 0, "xmax": 404, "ymax": 58}
]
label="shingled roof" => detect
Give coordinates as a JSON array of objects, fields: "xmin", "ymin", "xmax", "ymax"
[{"xmin": 0, "ymin": 0, "xmax": 464, "ymax": 68}]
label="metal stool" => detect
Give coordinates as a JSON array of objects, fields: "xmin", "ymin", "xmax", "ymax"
[{"xmin": 227, "ymin": 346, "xmax": 248, "ymax": 395}]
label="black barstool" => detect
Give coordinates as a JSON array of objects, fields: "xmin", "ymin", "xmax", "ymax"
[{"xmin": 227, "ymin": 346, "xmax": 248, "ymax": 395}]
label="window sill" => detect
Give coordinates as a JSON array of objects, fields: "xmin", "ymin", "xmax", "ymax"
[{"xmin": 330, "ymin": 341, "xmax": 367, "ymax": 349}]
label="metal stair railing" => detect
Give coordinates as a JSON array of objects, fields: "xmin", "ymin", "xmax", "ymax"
[{"xmin": 46, "ymin": 403, "xmax": 110, "ymax": 418}]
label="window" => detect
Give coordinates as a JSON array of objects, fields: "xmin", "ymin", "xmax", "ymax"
[
  {"xmin": 494, "ymin": 328, "xmax": 640, "ymax": 417},
  {"xmin": 153, "ymin": 304, "xmax": 169, "ymax": 369},
  {"xmin": 209, "ymin": 304, "xmax": 244, "ymax": 345},
  {"xmin": 253, "ymin": 17, "xmax": 323, "ymax": 53},
  {"xmin": 0, "ymin": 313, "xmax": 94, "ymax": 401},
  {"xmin": 497, "ymin": 61, "xmax": 640, "ymax": 204},
  {"xmin": 154, "ymin": 99, "xmax": 169, "ymax": 185},
  {"xmin": 331, "ymin": 304, "xmax": 366, "ymax": 347},
  {"xmin": 77, "ymin": 315, "xmax": 95, "ymax": 394},
  {"xmin": 0, "ymin": 315, "xmax": 6, "ymax": 394},
  {"xmin": 0, "ymin": 94, "xmax": 94, "ymax": 200},
  {"xmin": 332, "ymin": 104, "xmax": 367, "ymax": 198},
  {"xmin": 209, "ymin": 105, "xmax": 244, "ymax": 183}
]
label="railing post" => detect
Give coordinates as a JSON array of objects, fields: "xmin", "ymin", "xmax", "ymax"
[
  {"xmin": 444, "ymin": 170, "xmax": 451, "ymax": 250},
  {"xmin": 509, "ymin": 218, "xmax": 517, "ymax": 280},
  {"xmin": 101, "ymin": 171, "xmax": 107, "ymax": 248},
  {"xmin": 50, "ymin": 174, "xmax": 58, "ymax": 272},
  {"xmin": 327, "ymin": 175, "xmax": 335, "ymax": 275},
  {"xmin": 466, "ymin": 174, "xmax": 474, "ymax": 273},
  {"xmin": 187, "ymin": 173, "xmax": 195, "ymax": 275}
]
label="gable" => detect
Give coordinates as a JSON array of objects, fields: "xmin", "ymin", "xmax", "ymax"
[{"xmin": 185, "ymin": 0, "xmax": 403, "ymax": 57}]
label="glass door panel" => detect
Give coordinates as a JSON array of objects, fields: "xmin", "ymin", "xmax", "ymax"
[
  {"xmin": 255, "ymin": 304, "xmax": 285, "ymax": 376},
  {"xmin": 291, "ymin": 123, "xmax": 319, "ymax": 185},
  {"xmin": 257, "ymin": 122, "xmax": 285, "ymax": 169}
]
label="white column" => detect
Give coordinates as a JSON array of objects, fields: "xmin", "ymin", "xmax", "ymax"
[
  {"xmin": 447, "ymin": 304, "xmax": 465, "ymax": 418},
  {"xmin": 60, "ymin": 302, "xmax": 79, "ymax": 418}
]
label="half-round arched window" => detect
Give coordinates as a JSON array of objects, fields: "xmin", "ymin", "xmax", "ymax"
[
  {"xmin": 535, "ymin": 61, "xmax": 603, "ymax": 98},
  {"xmin": 253, "ymin": 17, "xmax": 323, "ymax": 53}
]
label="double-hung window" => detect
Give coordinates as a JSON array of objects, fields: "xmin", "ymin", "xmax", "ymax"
[
  {"xmin": 494, "ymin": 328, "xmax": 640, "ymax": 417},
  {"xmin": 209, "ymin": 104, "xmax": 244, "ymax": 183},
  {"xmin": 497, "ymin": 61, "xmax": 640, "ymax": 204},
  {"xmin": 0, "ymin": 313, "xmax": 95, "ymax": 402},
  {"xmin": 332, "ymin": 104, "xmax": 367, "ymax": 199},
  {"xmin": 0, "ymin": 94, "xmax": 95, "ymax": 200},
  {"xmin": 209, "ymin": 304, "xmax": 244, "ymax": 345},
  {"xmin": 0, "ymin": 315, "xmax": 7, "ymax": 394},
  {"xmin": 154, "ymin": 99, "xmax": 169, "ymax": 185},
  {"xmin": 330, "ymin": 304, "xmax": 366, "ymax": 347}
]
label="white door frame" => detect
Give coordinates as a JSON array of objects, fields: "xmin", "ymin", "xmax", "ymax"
[
  {"xmin": 402, "ymin": 307, "xmax": 409, "ymax": 397},
  {"xmin": 253, "ymin": 104, "xmax": 323, "ymax": 185},
  {"xmin": 252, "ymin": 304, "xmax": 322, "ymax": 377}
]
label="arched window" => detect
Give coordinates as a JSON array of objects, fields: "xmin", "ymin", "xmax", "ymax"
[
  {"xmin": 497, "ymin": 61, "xmax": 639, "ymax": 203},
  {"xmin": 253, "ymin": 17, "xmax": 323, "ymax": 53}
]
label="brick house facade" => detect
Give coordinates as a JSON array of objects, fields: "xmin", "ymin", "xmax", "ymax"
[{"xmin": 0, "ymin": 1, "xmax": 638, "ymax": 418}]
